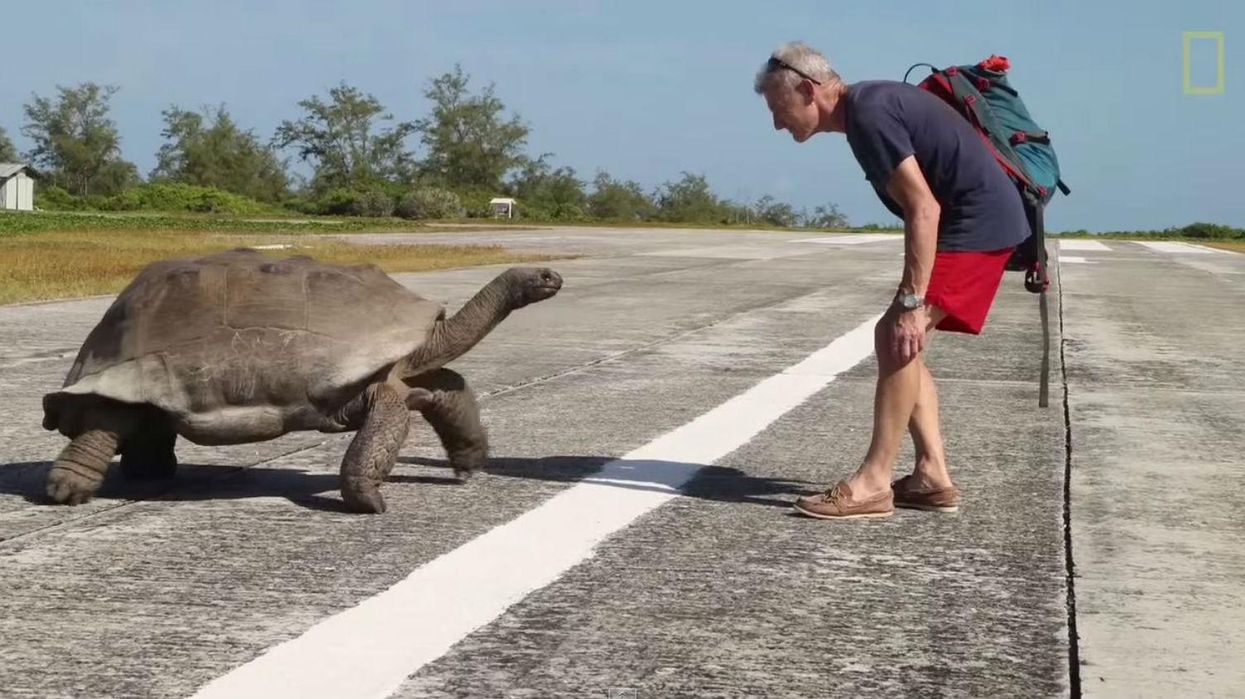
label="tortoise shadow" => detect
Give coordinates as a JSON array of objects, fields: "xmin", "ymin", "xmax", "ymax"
[
  {"xmin": 0, "ymin": 460, "xmax": 461, "ymax": 514},
  {"xmin": 403, "ymin": 455, "xmax": 817, "ymax": 509},
  {"xmin": 0, "ymin": 455, "xmax": 817, "ymax": 513}
]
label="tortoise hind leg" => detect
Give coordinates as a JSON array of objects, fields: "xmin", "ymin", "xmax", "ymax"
[
  {"xmin": 406, "ymin": 368, "xmax": 489, "ymax": 481},
  {"xmin": 119, "ymin": 409, "xmax": 179, "ymax": 480},
  {"xmin": 47, "ymin": 405, "xmax": 142, "ymax": 505},
  {"xmin": 339, "ymin": 383, "xmax": 433, "ymax": 514}
]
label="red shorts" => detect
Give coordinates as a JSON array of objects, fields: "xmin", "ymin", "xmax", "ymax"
[{"xmin": 924, "ymin": 247, "xmax": 1015, "ymax": 335}]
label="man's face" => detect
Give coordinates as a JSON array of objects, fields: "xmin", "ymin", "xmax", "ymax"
[{"xmin": 763, "ymin": 81, "xmax": 818, "ymax": 143}]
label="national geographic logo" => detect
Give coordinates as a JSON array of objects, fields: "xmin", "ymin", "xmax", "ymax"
[{"xmin": 1183, "ymin": 30, "xmax": 1225, "ymax": 95}]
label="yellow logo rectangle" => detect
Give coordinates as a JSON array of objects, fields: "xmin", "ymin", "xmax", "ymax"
[{"xmin": 1183, "ymin": 31, "xmax": 1225, "ymax": 95}]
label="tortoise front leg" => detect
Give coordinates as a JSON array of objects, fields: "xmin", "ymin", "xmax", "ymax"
[
  {"xmin": 47, "ymin": 406, "xmax": 142, "ymax": 505},
  {"xmin": 406, "ymin": 368, "xmax": 489, "ymax": 481},
  {"xmin": 339, "ymin": 383, "xmax": 432, "ymax": 514}
]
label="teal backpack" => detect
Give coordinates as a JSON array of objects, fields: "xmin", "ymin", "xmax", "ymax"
[
  {"xmin": 904, "ymin": 55, "xmax": 1069, "ymax": 406},
  {"xmin": 904, "ymin": 55, "xmax": 1069, "ymax": 292}
]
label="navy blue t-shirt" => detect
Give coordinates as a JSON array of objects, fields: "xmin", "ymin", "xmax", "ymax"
[{"xmin": 844, "ymin": 80, "xmax": 1030, "ymax": 252}]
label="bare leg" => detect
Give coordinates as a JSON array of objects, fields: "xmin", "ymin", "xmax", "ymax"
[
  {"xmin": 840, "ymin": 307, "xmax": 947, "ymax": 498},
  {"xmin": 905, "ymin": 361, "xmax": 954, "ymax": 489},
  {"xmin": 406, "ymin": 369, "xmax": 489, "ymax": 481},
  {"xmin": 339, "ymin": 383, "xmax": 431, "ymax": 514}
]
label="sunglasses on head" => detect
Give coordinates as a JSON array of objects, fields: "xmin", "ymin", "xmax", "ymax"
[{"xmin": 767, "ymin": 56, "xmax": 822, "ymax": 85}]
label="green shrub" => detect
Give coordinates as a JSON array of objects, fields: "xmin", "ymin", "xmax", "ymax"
[
  {"xmin": 351, "ymin": 188, "xmax": 394, "ymax": 217},
  {"xmin": 89, "ymin": 183, "xmax": 275, "ymax": 215},
  {"xmin": 310, "ymin": 188, "xmax": 357, "ymax": 216},
  {"xmin": 33, "ymin": 185, "xmax": 81, "ymax": 211},
  {"xmin": 279, "ymin": 195, "xmax": 318, "ymax": 215},
  {"xmin": 452, "ymin": 187, "xmax": 504, "ymax": 218},
  {"xmin": 515, "ymin": 199, "xmax": 584, "ymax": 221},
  {"xmin": 1178, "ymin": 222, "xmax": 1243, "ymax": 239},
  {"xmin": 30, "ymin": 182, "xmax": 276, "ymax": 215},
  {"xmin": 310, "ymin": 186, "xmax": 395, "ymax": 217},
  {"xmin": 395, "ymin": 187, "xmax": 465, "ymax": 219}
]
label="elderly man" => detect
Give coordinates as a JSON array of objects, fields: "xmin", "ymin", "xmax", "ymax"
[{"xmin": 754, "ymin": 41, "xmax": 1030, "ymax": 519}]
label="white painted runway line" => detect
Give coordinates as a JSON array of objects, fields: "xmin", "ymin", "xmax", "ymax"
[
  {"xmin": 789, "ymin": 233, "xmax": 901, "ymax": 245},
  {"xmin": 188, "ymin": 313, "xmax": 884, "ymax": 699},
  {"xmin": 1059, "ymin": 256, "xmax": 1096, "ymax": 265},
  {"xmin": 1058, "ymin": 239, "xmax": 1112, "ymax": 252},
  {"xmin": 1134, "ymin": 241, "xmax": 1219, "ymax": 255},
  {"xmin": 639, "ymin": 245, "xmax": 817, "ymax": 260}
]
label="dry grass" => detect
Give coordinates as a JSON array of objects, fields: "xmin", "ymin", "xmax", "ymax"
[
  {"xmin": 1202, "ymin": 240, "xmax": 1245, "ymax": 254},
  {"xmin": 0, "ymin": 229, "xmax": 572, "ymax": 306}
]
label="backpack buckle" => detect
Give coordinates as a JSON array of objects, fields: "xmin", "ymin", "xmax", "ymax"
[{"xmin": 1025, "ymin": 263, "xmax": 1050, "ymax": 293}]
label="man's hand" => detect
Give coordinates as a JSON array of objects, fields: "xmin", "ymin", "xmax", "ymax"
[{"xmin": 887, "ymin": 305, "xmax": 928, "ymax": 365}]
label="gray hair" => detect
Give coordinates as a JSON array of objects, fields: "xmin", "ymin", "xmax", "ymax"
[{"xmin": 753, "ymin": 41, "xmax": 841, "ymax": 94}]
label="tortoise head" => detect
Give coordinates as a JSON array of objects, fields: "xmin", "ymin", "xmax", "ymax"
[{"xmin": 503, "ymin": 267, "xmax": 563, "ymax": 308}]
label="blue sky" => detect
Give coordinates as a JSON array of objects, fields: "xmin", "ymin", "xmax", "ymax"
[{"xmin": 2, "ymin": 1, "xmax": 1239, "ymax": 232}]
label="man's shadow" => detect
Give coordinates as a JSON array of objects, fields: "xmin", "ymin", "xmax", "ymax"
[{"xmin": 0, "ymin": 454, "xmax": 817, "ymax": 513}]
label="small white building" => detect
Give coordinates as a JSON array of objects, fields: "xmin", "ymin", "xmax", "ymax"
[
  {"xmin": 489, "ymin": 197, "xmax": 517, "ymax": 219},
  {"xmin": 0, "ymin": 163, "xmax": 35, "ymax": 211}
]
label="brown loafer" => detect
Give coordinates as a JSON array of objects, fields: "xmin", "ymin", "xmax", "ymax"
[
  {"xmin": 792, "ymin": 482, "xmax": 894, "ymax": 520},
  {"xmin": 891, "ymin": 475, "xmax": 961, "ymax": 512}
]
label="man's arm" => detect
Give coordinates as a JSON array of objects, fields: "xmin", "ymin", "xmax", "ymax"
[{"xmin": 885, "ymin": 155, "xmax": 940, "ymax": 300}]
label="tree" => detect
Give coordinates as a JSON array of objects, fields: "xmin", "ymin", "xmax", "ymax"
[
  {"xmin": 273, "ymin": 81, "xmax": 416, "ymax": 192},
  {"xmin": 21, "ymin": 82, "xmax": 139, "ymax": 196},
  {"xmin": 752, "ymin": 195, "xmax": 800, "ymax": 228},
  {"xmin": 654, "ymin": 172, "xmax": 726, "ymax": 223},
  {"xmin": 415, "ymin": 64, "xmax": 531, "ymax": 191},
  {"xmin": 804, "ymin": 202, "xmax": 850, "ymax": 229},
  {"xmin": 152, "ymin": 104, "xmax": 289, "ymax": 202},
  {"xmin": 506, "ymin": 154, "xmax": 586, "ymax": 219},
  {"xmin": 0, "ymin": 126, "xmax": 16, "ymax": 162},
  {"xmin": 587, "ymin": 170, "xmax": 655, "ymax": 221}
]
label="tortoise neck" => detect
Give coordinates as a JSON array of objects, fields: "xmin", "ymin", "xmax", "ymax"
[{"xmin": 404, "ymin": 276, "xmax": 513, "ymax": 374}]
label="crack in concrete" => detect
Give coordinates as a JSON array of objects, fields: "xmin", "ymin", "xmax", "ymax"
[{"xmin": 1057, "ymin": 253, "xmax": 1083, "ymax": 698}]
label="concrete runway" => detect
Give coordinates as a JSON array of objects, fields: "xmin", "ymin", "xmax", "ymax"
[{"xmin": 0, "ymin": 227, "xmax": 1241, "ymax": 698}]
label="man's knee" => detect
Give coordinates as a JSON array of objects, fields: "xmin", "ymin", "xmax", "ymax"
[{"xmin": 873, "ymin": 314, "xmax": 909, "ymax": 371}]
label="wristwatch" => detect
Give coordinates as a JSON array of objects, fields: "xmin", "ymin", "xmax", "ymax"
[{"xmin": 894, "ymin": 291, "xmax": 924, "ymax": 311}]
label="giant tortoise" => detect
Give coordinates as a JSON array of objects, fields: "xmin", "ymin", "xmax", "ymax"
[{"xmin": 41, "ymin": 248, "xmax": 563, "ymax": 513}]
